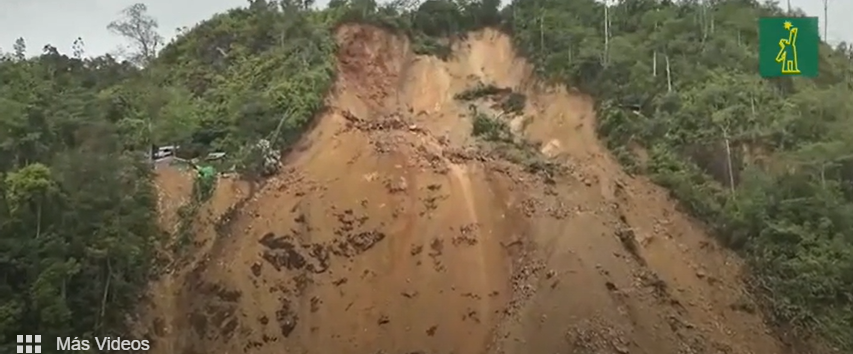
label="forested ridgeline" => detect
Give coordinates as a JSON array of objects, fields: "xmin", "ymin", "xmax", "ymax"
[{"xmin": 1, "ymin": 0, "xmax": 851, "ymax": 352}]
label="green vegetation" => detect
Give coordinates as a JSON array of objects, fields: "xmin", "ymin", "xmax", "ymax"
[
  {"xmin": 507, "ymin": 0, "xmax": 853, "ymax": 348},
  {"xmin": 1, "ymin": 0, "xmax": 852, "ymax": 352},
  {"xmin": 455, "ymin": 82, "xmax": 511, "ymax": 100},
  {"xmin": 467, "ymin": 104, "xmax": 558, "ymax": 182},
  {"xmin": 471, "ymin": 109, "xmax": 513, "ymax": 142},
  {"xmin": 501, "ymin": 92, "xmax": 527, "ymax": 115},
  {"xmin": 455, "ymin": 82, "xmax": 526, "ymax": 114}
]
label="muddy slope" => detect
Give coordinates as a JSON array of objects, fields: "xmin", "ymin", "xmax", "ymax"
[{"xmin": 140, "ymin": 25, "xmax": 786, "ymax": 354}]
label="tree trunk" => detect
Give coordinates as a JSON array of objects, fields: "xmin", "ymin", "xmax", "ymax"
[
  {"xmin": 539, "ymin": 9, "xmax": 544, "ymax": 53},
  {"xmin": 824, "ymin": 0, "xmax": 828, "ymax": 40},
  {"xmin": 653, "ymin": 51, "xmax": 657, "ymax": 77},
  {"xmin": 36, "ymin": 201, "xmax": 42, "ymax": 239},
  {"xmin": 100, "ymin": 258, "xmax": 112, "ymax": 329},
  {"xmin": 665, "ymin": 54, "xmax": 672, "ymax": 92},
  {"xmin": 723, "ymin": 127, "xmax": 736, "ymax": 194},
  {"xmin": 750, "ymin": 96, "xmax": 756, "ymax": 118},
  {"xmin": 604, "ymin": 0, "xmax": 609, "ymax": 66},
  {"xmin": 700, "ymin": 4, "xmax": 707, "ymax": 43},
  {"xmin": 710, "ymin": 9, "xmax": 714, "ymax": 35}
]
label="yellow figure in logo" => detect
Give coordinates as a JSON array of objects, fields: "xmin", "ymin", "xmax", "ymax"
[{"xmin": 775, "ymin": 21, "xmax": 801, "ymax": 74}]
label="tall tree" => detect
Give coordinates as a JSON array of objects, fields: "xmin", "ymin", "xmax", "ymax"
[
  {"xmin": 71, "ymin": 37, "xmax": 85, "ymax": 59},
  {"xmin": 13, "ymin": 38, "xmax": 26, "ymax": 60},
  {"xmin": 107, "ymin": 3, "xmax": 164, "ymax": 66}
]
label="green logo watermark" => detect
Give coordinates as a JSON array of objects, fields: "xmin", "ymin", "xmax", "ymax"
[{"xmin": 759, "ymin": 17, "xmax": 819, "ymax": 77}]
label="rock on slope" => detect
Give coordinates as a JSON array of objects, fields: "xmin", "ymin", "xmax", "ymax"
[{"xmin": 140, "ymin": 24, "xmax": 787, "ymax": 354}]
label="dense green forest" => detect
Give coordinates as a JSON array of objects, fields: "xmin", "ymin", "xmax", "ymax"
[{"xmin": 1, "ymin": 0, "xmax": 851, "ymax": 352}]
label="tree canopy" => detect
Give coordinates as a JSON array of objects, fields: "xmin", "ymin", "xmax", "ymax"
[{"xmin": 1, "ymin": 0, "xmax": 851, "ymax": 352}]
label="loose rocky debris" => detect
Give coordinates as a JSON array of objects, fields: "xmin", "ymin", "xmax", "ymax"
[
  {"xmin": 143, "ymin": 25, "xmax": 787, "ymax": 354},
  {"xmin": 257, "ymin": 207, "xmax": 385, "ymax": 274},
  {"xmin": 341, "ymin": 110, "xmax": 409, "ymax": 132},
  {"xmin": 275, "ymin": 298, "xmax": 298, "ymax": 337},
  {"xmin": 186, "ymin": 281, "xmax": 242, "ymax": 343},
  {"xmin": 566, "ymin": 319, "xmax": 631, "ymax": 354},
  {"xmin": 451, "ymin": 223, "xmax": 480, "ymax": 246}
]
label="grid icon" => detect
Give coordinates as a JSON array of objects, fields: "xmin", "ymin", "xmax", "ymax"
[{"xmin": 16, "ymin": 335, "xmax": 41, "ymax": 353}]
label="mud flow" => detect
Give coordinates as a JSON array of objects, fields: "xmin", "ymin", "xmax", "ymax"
[{"xmin": 139, "ymin": 25, "xmax": 786, "ymax": 354}]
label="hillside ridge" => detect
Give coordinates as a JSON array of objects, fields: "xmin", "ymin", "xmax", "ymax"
[{"xmin": 141, "ymin": 24, "xmax": 787, "ymax": 354}]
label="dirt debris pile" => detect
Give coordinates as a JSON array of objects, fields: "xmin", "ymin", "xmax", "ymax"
[{"xmin": 140, "ymin": 25, "xmax": 788, "ymax": 354}]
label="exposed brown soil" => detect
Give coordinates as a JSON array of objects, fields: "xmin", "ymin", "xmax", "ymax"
[{"xmin": 137, "ymin": 25, "xmax": 788, "ymax": 354}]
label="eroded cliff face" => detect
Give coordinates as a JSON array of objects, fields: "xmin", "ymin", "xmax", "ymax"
[{"xmin": 140, "ymin": 25, "xmax": 785, "ymax": 354}]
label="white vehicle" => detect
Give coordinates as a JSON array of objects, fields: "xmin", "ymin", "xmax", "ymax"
[
  {"xmin": 205, "ymin": 152, "xmax": 226, "ymax": 161},
  {"xmin": 153, "ymin": 145, "xmax": 179, "ymax": 160}
]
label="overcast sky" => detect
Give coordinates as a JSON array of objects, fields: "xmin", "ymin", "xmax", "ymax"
[{"xmin": 1, "ymin": 0, "xmax": 850, "ymax": 58}]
